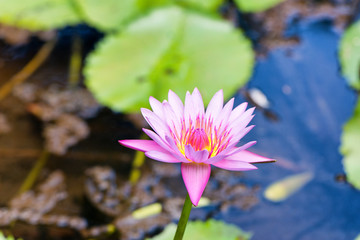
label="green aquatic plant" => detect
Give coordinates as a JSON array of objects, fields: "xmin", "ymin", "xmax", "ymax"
[
  {"xmin": 339, "ymin": 20, "xmax": 360, "ymax": 90},
  {"xmin": 0, "ymin": 232, "xmax": 22, "ymax": 240},
  {"xmin": 339, "ymin": 20, "xmax": 360, "ymax": 190},
  {"xmin": 74, "ymin": 0, "xmax": 223, "ymax": 32},
  {"xmin": 340, "ymin": 99, "xmax": 360, "ymax": 190},
  {"xmin": 148, "ymin": 220, "xmax": 252, "ymax": 240},
  {"xmin": 84, "ymin": 6, "xmax": 254, "ymax": 112},
  {"xmin": 0, "ymin": 0, "xmax": 80, "ymax": 31},
  {"xmin": 234, "ymin": 0, "xmax": 286, "ymax": 13},
  {"xmin": 264, "ymin": 172, "xmax": 313, "ymax": 202}
]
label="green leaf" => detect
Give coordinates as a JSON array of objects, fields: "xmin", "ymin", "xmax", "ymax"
[
  {"xmin": 0, "ymin": 231, "xmax": 22, "ymax": 240},
  {"xmin": 339, "ymin": 20, "xmax": 360, "ymax": 90},
  {"xmin": 74, "ymin": 0, "xmax": 140, "ymax": 32},
  {"xmin": 74, "ymin": 0, "xmax": 222, "ymax": 32},
  {"xmin": 264, "ymin": 172, "xmax": 313, "ymax": 202},
  {"xmin": 175, "ymin": 0, "xmax": 223, "ymax": 12},
  {"xmin": 84, "ymin": 6, "xmax": 254, "ymax": 112},
  {"xmin": 341, "ymin": 99, "xmax": 360, "ymax": 189},
  {"xmin": 148, "ymin": 220, "xmax": 252, "ymax": 240},
  {"xmin": 132, "ymin": 203, "xmax": 162, "ymax": 220},
  {"xmin": 234, "ymin": 0, "xmax": 285, "ymax": 12},
  {"xmin": 355, "ymin": 233, "xmax": 360, "ymax": 240},
  {"xmin": 0, "ymin": 0, "xmax": 81, "ymax": 31}
]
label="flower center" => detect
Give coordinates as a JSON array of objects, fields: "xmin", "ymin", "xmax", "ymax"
[{"xmin": 188, "ymin": 128, "xmax": 210, "ymax": 151}]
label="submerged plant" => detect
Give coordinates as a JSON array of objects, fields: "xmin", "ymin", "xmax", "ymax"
[{"xmin": 119, "ymin": 88, "xmax": 273, "ymax": 239}]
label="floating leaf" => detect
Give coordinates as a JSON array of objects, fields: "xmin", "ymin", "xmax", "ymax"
[
  {"xmin": 75, "ymin": 0, "xmax": 222, "ymax": 32},
  {"xmin": 84, "ymin": 6, "xmax": 254, "ymax": 112},
  {"xmin": 339, "ymin": 20, "xmax": 360, "ymax": 90},
  {"xmin": 234, "ymin": 0, "xmax": 285, "ymax": 12},
  {"xmin": 197, "ymin": 197, "xmax": 211, "ymax": 207},
  {"xmin": 132, "ymin": 203, "xmax": 162, "ymax": 220},
  {"xmin": 176, "ymin": 0, "xmax": 224, "ymax": 12},
  {"xmin": 264, "ymin": 172, "xmax": 313, "ymax": 202},
  {"xmin": 355, "ymin": 233, "xmax": 360, "ymax": 240},
  {"xmin": 0, "ymin": 0, "xmax": 81, "ymax": 31},
  {"xmin": 148, "ymin": 220, "xmax": 252, "ymax": 240},
  {"xmin": 340, "ymin": 99, "xmax": 360, "ymax": 189},
  {"xmin": 74, "ymin": 0, "xmax": 140, "ymax": 32}
]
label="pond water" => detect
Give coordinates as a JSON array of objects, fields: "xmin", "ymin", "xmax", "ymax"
[{"xmin": 216, "ymin": 19, "xmax": 360, "ymax": 240}]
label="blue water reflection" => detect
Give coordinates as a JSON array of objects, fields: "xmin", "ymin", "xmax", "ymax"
[{"xmin": 218, "ymin": 20, "xmax": 360, "ymax": 240}]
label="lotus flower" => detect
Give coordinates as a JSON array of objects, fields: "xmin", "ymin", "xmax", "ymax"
[{"xmin": 119, "ymin": 88, "xmax": 272, "ymax": 206}]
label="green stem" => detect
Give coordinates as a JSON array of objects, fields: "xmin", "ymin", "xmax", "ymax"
[
  {"xmin": 18, "ymin": 149, "xmax": 50, "ymax": 194},
  {"xmin": 0, "ymin": 38, "xmax": 56, "ymax": 101},
  {"xmin": 68, "ymin": 34, "xmax": 82, "ymax": 87},
  {"xmin": 174, "ymin": 194, "xmax": 192, "ymax": 240},
  {"xmin": 129, "ymin": 150, "xmax": 145, "ymax": 184},
  {"xmin": 129, "ymin": 133, "xmax": 147, "ymax": 185}
]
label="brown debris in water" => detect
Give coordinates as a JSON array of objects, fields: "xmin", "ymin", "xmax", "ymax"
[
  {"xmin": 240, "ymin": 0, "xmax": 354, "ymax": 53},
  {"xmin": 82, "ymin": 162, "xmax": 259, "ymax": 239},
  {"xmin": 14, "ymin": 84, "xmax": 101, "ymax": 121},
  {"xmin": 0, "ymin": 24, "xmax": 55, "ymax": 45},
  {"xmin": 207, "ymin": 170, "xmax": 259, "ymax": 211},
  {"xmin": 0, "ymin": 112, "xmax": 11, "ymax": 134},
  {"xmin": 115, "ymin": 214, "xmax": 170, "ymax": 240},
  {"xmin": 14, "ymin": 83, "xmax": 101, "ymax": 155},
  {"xmin": 44, "ymin": 114, "xmax": 89, "ymax": 155},
  {"xmin": 0, "ymin": 171, "xmax": 87, "ymax": 230},
  {"xmin": 84, "ymin": 166, "xmax": 124, "ymax": 217}
]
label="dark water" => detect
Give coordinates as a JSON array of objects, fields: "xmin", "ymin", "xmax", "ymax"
[{"xmin": 216, "ymin": 20, "xmax": 360, "ymax": 240}]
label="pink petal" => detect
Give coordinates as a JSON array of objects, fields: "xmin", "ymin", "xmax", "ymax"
[
  {"xmin": 142, "ymin": 128, "xmax": 173, "ymax": 153},
  {"xmin": 215, "ymin": 98, "xmax": 234, "ymax": 131},
  {"xmin": 168, "ymin": 90, "xmax": 184, "ymax": 119},
  {"xmin": 184, "ymin": 145, "xmax": 209, "ymax": 163},
  {"xmin": 164, "ymin": 136, "xmax": 189, "ymax": 163},
  {"xmin": 191, "ymin": 88, "xmax": 205, "ymax": 116},
  {"xmin": 204, "ymin": 153, "xmax": 226, "ymax": 164},
  {"xmin": 228, "ymin": 107, "xmax": 255, "ymax": 131},
  {"xmin": 228, "ymin": 125, "xmax": 255, "ymax": 147},
  {"xmin": 118, "ymin": 139, "xmax": 163, "ymax": 152},
  {"xmin": 226, "ymin": 150, "xmax": 274, "ymax": 163},
  {"xmin": 229, "ymin": 102, "xmax": 248, "ymax": 123},
  {"xmin": 162, "ymin": 102, "xmax": 181, "ymax": 134},
  {"xmin": 184, "ymin": 91, "xmax": 195, "ymax": 126},
  {"xmin": 212, "ymin": 159, "xmax": 257, "ymax": 171},
  {"xmin": 149, "ymin": 97, "xmax": 164, "ymax": 119},
  {"xmin": 181, "ymin": 163, "xmax": 211, "ymax": 206},
  {"xmin": 226, "ymin": 141, "xmax": 257, "ymax": 155},
  {"xmin": 206, "ymin": 89, "xmax": 223, "ymax": 119},
  {"xmin": 145, "ymin": 150, "xmax": 182, "ymax": 163},
  {"xmin": 141, "ymin": 108, "xmax": 169, "ymax": 138}
]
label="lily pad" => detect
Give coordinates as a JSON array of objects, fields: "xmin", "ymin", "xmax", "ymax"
[
  {"xmin": 339, "ymin": 20, "xmax": 360, "ymax": 90},
  {"xmin": 0, "ymin": 0, "xmax": 81, "ymax": 31},
  {"xmin": 84, "ymin": 6, "xmax": 254, "ymax": 112},
  {"xmin": 234, "ymin": 0, "xmax": 285, "ymax": 12},
  {"xmin": 74, "ymin": 0, "xmax": 139, "ymax": 32},
  {"xmin": 340, "ymin": 99, "xmax": 360, "ymax": 190},
  {"xmin": 148, "ymin": 220, "xmax": 251, "ymax": 240},
  {"xmin": 75, "ymin": 0, "xmax": 223, "ymax": 32},
  {"xmin": 176, "ymin": 0, "xmax": 223, "ymax": 12}
]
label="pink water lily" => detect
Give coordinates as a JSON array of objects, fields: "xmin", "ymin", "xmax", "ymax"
[{"xmin": 119, "ymin": 88, "xmax": 273, "ymax": 206}]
